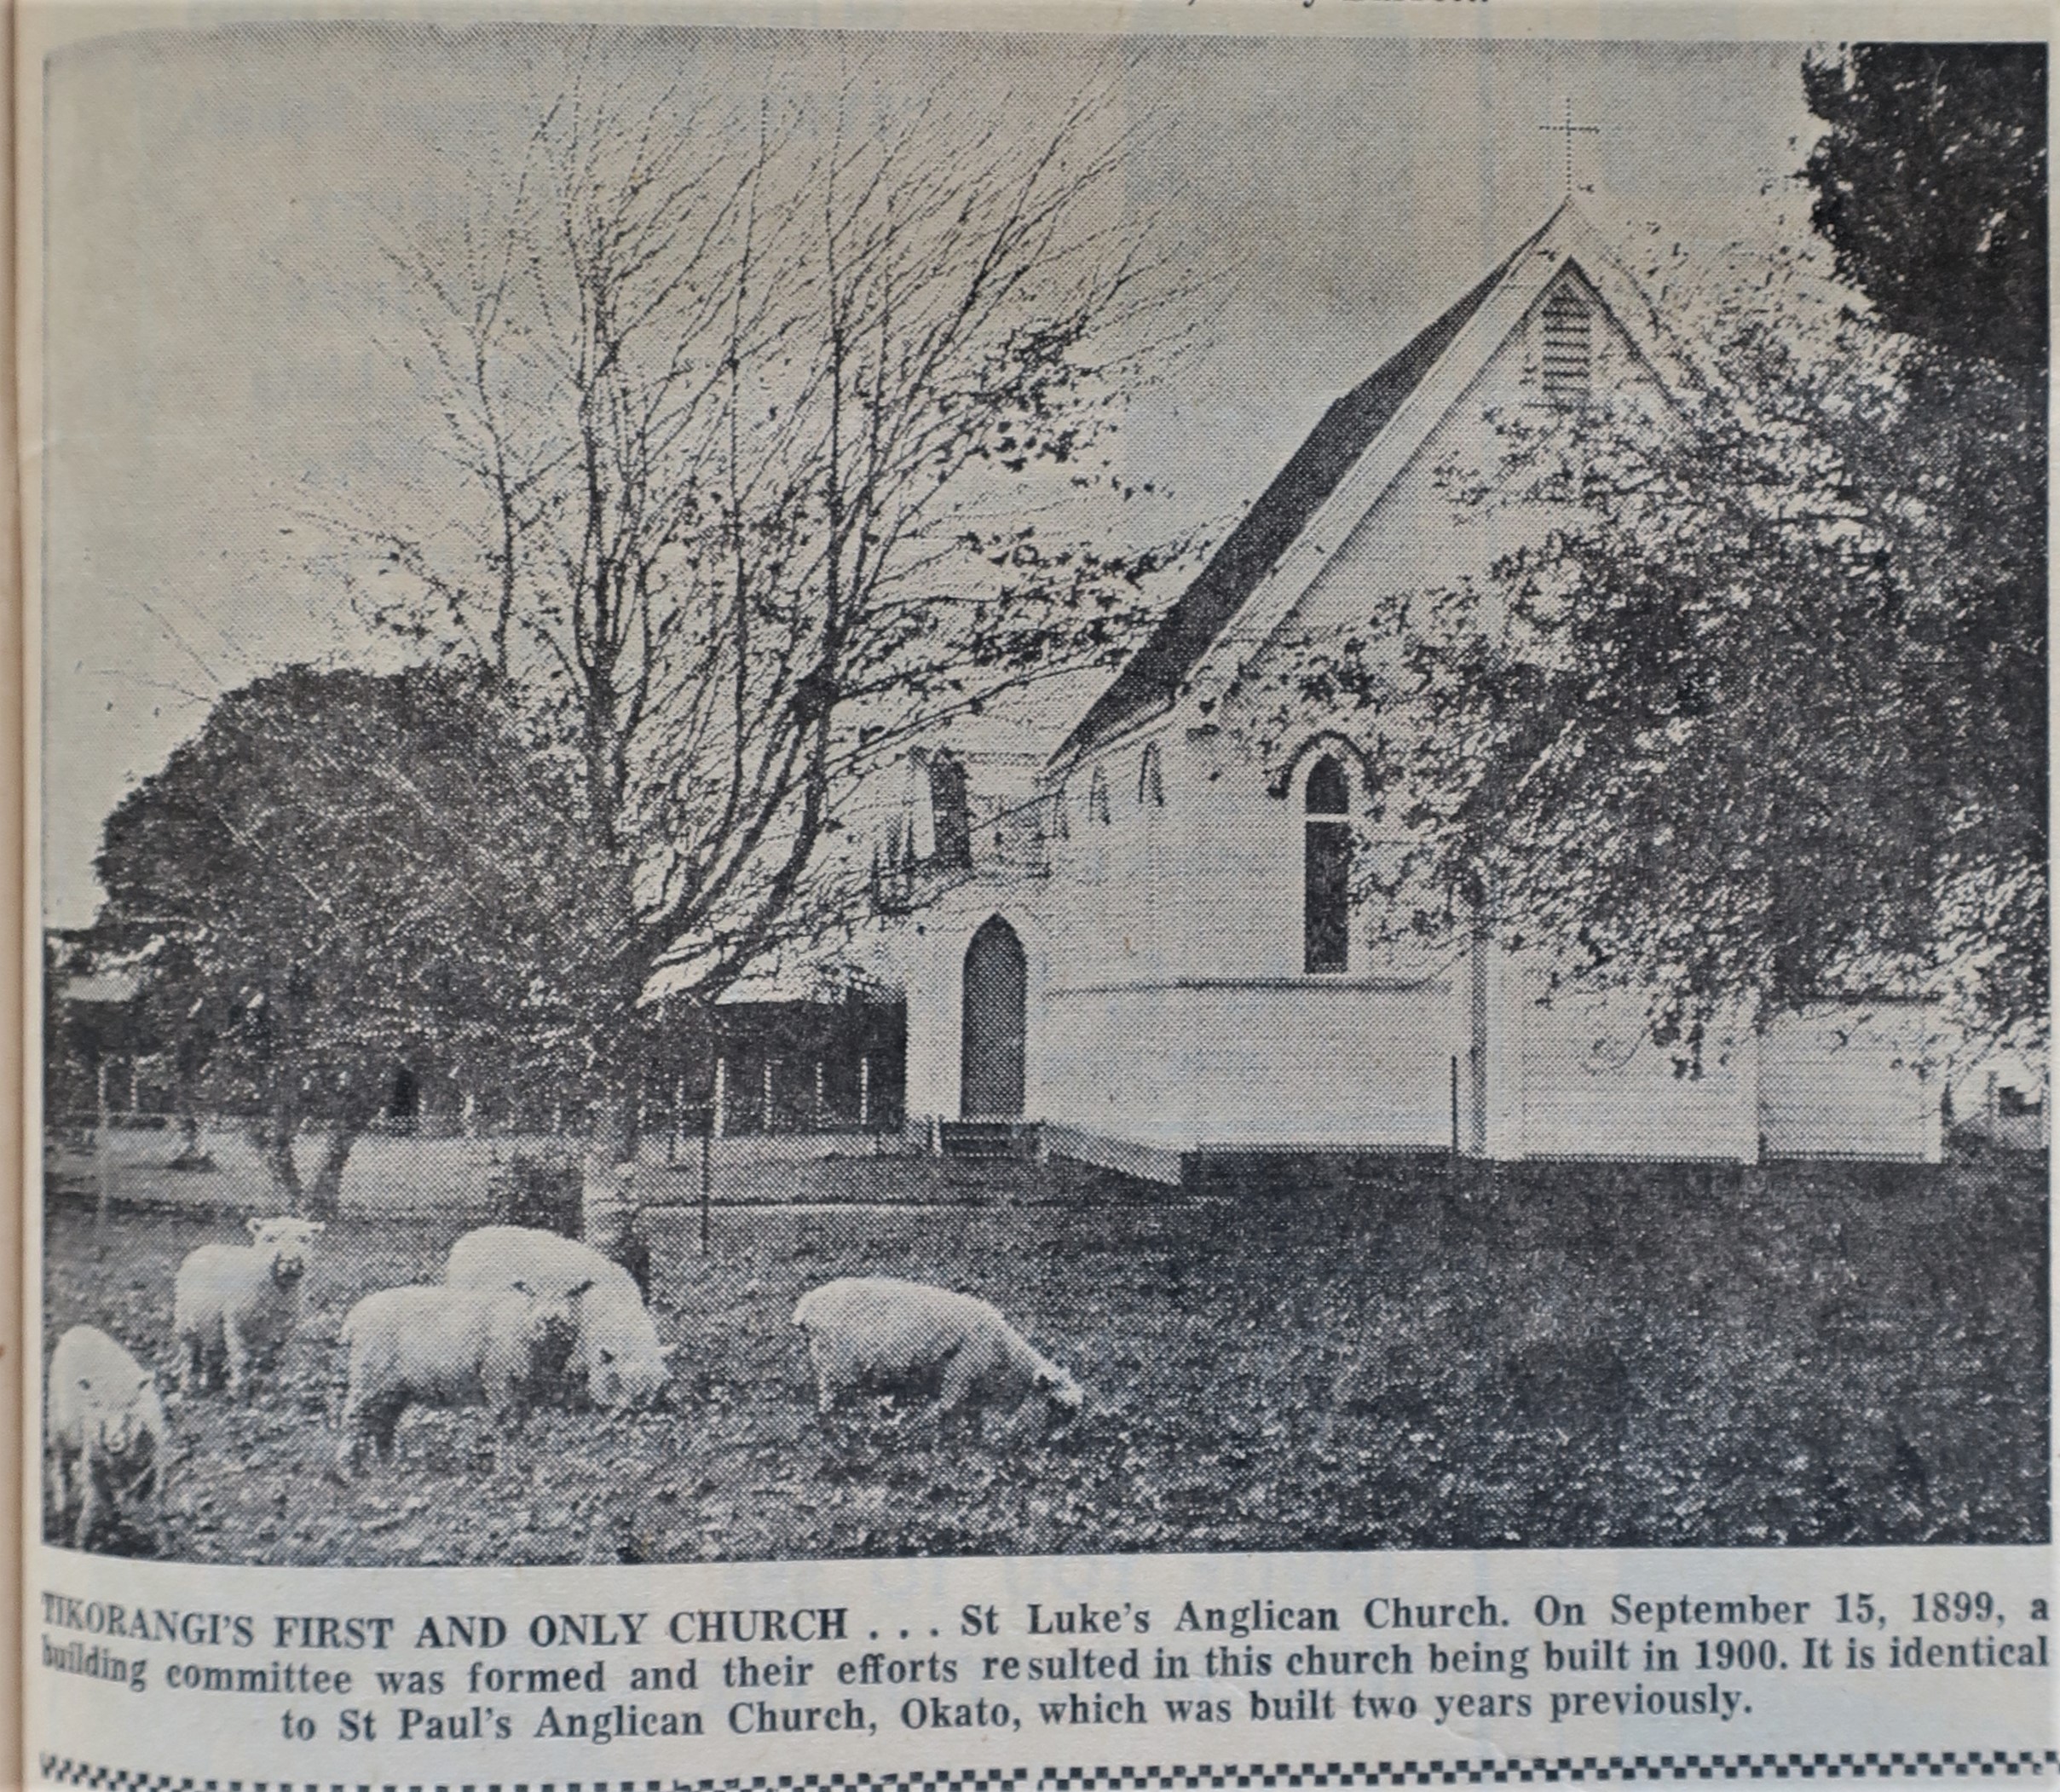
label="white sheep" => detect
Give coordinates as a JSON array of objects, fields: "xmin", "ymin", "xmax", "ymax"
[
  {"xmin": 47, "ymin": 1325, "xmax": 167, "ymax": 1551},
  {"xmin": 446, "ymin": 1225, "xmax": 672, "ymax": 1411},
  {"xmin": 173, "ymin": 1216, "xmax": 325, "ymax": 1397},
  {"xmin": 332, "ymin": 1280, "xmax": 587, "ymax": 1477},
  {"xmin": 792, "ymin": 1276, "xmax": 1085, "ymax": 1442}
]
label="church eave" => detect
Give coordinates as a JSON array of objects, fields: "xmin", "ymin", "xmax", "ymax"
[
  {"xmin": 1051, "ymin": 200, "xmax": 1693, "ymax": 775},
  {"xmin": 1050, "ymin": 215, "xmax": 1555, "ymax": 771}
]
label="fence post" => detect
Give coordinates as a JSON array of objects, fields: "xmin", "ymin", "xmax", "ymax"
[
  {"xmin": 95, "ymin": 1058, "xmax": 112, "ymax": 1244},
  {"xmin": 700, "ymin": 1122, "xmax": 713, "ymax": 1256}
]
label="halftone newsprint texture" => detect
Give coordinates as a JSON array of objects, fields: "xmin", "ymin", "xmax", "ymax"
[{"xmin": 19, "ymin": 0, "xmax": 2055, "ymax": 1783}]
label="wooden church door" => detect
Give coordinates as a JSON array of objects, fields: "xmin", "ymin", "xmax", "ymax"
[{"xmin": 961, "ymin": 916, "xmax": 1027, "ymax": 1118}]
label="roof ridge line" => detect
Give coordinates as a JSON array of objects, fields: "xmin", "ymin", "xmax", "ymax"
[{"xmin": 1053, "ymin": 207, "xmax": 1564, "ymax": 769}]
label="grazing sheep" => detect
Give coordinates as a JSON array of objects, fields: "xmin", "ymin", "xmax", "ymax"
[
  {"xmin": 47, "ymin": 1326, "xmax": 167, "ymax": 1551},
  {"xmin": 793, "ymin": 1276, "xmax": 1085, "ymax": 1442},
  {"xmin": 332, "ymin": 1281, "xmax": 586, "ymax": 1477},
  {"xmin": 446, "ymin": 1226, "xmax": 672, "ymax": 1411},
  {"xmin": 173, "ymin": 1216, "xmax": 325, "ymax": 1397}
]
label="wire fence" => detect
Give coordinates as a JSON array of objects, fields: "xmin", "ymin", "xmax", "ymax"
[{"xmin": 39, "ymin": 1111, "xmax": 1134, "ymax": 1244}]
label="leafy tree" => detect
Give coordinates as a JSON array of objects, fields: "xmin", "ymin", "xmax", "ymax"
[
  {"xmin": 95, "ymin": 665, "xmax": 590, "ymax": 1212},
  {"xmin": 1238, "ymin": 343, "xmax": 1911, "ymax": 1063},
  {"xmin": 332, "ymin": 65, "xmax": 1192, "ymax": 1157},
  {"xmin": 1248, "ymin": 49, "xmax": 2046, "ymax": 1066},
  {"xmin": 1803, "ymin": 43, "xmax": 2047, "ymax": 1056},
  {"xmin": 1803, "ymin": 43, "xmax": 2046, "ymax": 370},
  {"xmin": 1252, "ymin": 105, "xmax": 2043, "ymax": 1070}
]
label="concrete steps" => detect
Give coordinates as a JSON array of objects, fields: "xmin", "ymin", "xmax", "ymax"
[{"xmin": 940, "ymin": 1120, "xmax": 1041, "ymax": 1160}]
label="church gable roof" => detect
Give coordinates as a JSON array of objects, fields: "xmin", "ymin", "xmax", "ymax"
[
  {"xmin": 1053, "ymin": 200, "xmax": 1677, "ymax": 769},
  {"xmin": 1056, "ymin": 238, "xmax": 1537, "ymax": 765}
]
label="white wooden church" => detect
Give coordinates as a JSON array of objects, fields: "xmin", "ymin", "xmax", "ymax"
[{"xmin": 877, "ymin": 199, "xmax": 1938, "ymax": 1182}]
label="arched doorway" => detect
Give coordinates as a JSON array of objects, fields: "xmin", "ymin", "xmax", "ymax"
[{"xmin": 961, "ymin": 916, "xmax": 1027, "ymax": 1119}]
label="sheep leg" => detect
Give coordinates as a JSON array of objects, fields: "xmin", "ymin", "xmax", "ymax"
[
  {"xmin": 807, "ymin": 1338, "xmax": 835, "ymax": 1416},
  {"xmin": 806, "ymin": 1367, "xmax": 859, "ymax": 1452},
  {"xmin": 176, "ymin": 1328, "xmax": 202, "ymax": 1395},
  {"xmin": 336, "ymin": 1390, "xmax": 395, "ymax": 1477},
  {"xmin": 73, "ymin": 1450, "xmax": 107, "ymax": 1550},
  {"xmin": 334, "ymin": 1389, "xmax": 367, "ymax": 1478},
  {"xmin": 816, "ymin": 1397, "xmax": 857, "ymax": 1453},
  {"xmin": 46, "ymin": 1440, "xmax": 74, "ymax": 1530},
  {"xmin": 491, "ymin": 1374, "xmax": 529, "ymax": 1436},
  {"xmin": 936, "ymin": 1354, "xmax": 983, "ymax": 1443},
  {"xmin": 811, "ymin": 1351, "xmax": 873, "ymax": 1450},
  {"xmin": 116, "ymin": 1450, "xmax": 163, "ymax": 1548},
  {"xmin": 993, "ymin": 1396, "xmax": 1040, "ymax": 1446},
  {"xmin": 222, "ymin": 1316, "xmax": 252, "ymax": 1397}
]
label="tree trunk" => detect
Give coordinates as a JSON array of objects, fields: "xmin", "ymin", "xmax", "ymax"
[
  {"xmin": 303, "ymin": 1123, "xmax": 363, "ymax": 1219},
  {"xmin": 576, "ymin": 844, "xmax": 651, "ymax": 1133},
  {"xmin": 579, "ymin": 939, "xmax": 655, "ymax": 1251},
  {"xmin": 252, "ymin": 1121, "xmax": 303, "ymax": 1211},
  {"xmin": 250, "ymin": 1032, "xmax": 305, "ymax": 1209},
  {"xmin": 574, "ymin": 815, "xmax": 656, "ymax": 1244},
  {"xmin": 590, "ymin": 1082, "xmax": 636, "ymax": 1165},
  {"xmin": 582, "ymin": 1077, "xmax": 639, "ymax": 1253},
  {"xmin": 169, "ymin": 1114, "xmax": 211, "ymax": 1171},
  {"xmin": 166, "ymin": 1039, "xmax": 212, "ymax": 1169}
]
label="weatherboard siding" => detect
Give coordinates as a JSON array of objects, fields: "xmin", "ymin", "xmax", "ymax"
[
  {"xmin": 1759, "ymin": 1005, "xmax": 1936, "ymax": 1161},
  {"xmin": 1208, "ymin": 272, "xmax": 1674, "ymax": 731},
  {"xmin": 890, "ymin": 217, "xmax": 1942, "ymax": 1170},
  {"xmin": 1038, "ymin": 979, "xmax": 1458, "ymax": 1150},
  {"xmin": 1513, "ymin": 977, "xmax": 1759, "ymax": 1162}
]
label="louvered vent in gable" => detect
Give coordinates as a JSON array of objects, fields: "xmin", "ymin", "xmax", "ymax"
[{"xmin": 1541, "ymin": 286, "xmax": 1592, "ymax": 407}]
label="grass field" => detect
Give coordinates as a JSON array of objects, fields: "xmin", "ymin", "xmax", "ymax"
[{"xmin": 40, "ymin": 1151, "xmax": 2048, "ymax": 1563}]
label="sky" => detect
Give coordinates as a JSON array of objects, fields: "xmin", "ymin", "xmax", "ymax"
[{"xmin": 38, "ymin": 22, "xmax": 1831, "ymax": 927}]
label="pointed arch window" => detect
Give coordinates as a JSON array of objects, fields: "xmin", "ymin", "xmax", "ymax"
[
  {"xmin": 1541, "ymin": 287, "xmax": 1592, "ymax": 408},
  {"xmin": 1304, "ymin": 755, "xmax": 1352, "ymax": 974},
  {"xmin": 1088, "ymin": 765, "xmax": 1111, "ymax": 826},
  {"xmin": 1138, "ymin": 743, "xmax": 1165, "ymax": 807}
]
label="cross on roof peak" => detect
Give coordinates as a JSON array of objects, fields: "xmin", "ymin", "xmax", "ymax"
[{"xmin": 1538, "ymin": 98, "xmax": 1601, "ymax": 198}]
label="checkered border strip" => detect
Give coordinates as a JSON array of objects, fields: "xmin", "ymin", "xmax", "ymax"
[{"xmin": 32, "ymin": 1755, "xmax": 2060, "ymax": 1790}]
